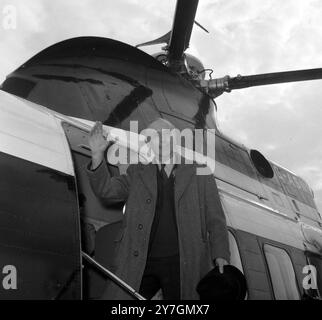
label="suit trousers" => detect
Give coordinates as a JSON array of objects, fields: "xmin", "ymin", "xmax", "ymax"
[{"xmin": 139, "ymin": 254, "xmax": 181, "ymax": 300}]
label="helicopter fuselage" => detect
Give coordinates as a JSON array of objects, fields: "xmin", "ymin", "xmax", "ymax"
[{"xmin": 0, "ymin": 37, "xmax": 321, "ymax": 300}]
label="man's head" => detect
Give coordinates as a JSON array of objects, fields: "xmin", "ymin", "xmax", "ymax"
[{"xmin": 146, "ymin": 118, "xmax": 178, "ymax": 163}]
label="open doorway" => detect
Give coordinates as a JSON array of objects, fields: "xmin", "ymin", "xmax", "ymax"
[{"xmin": 62, "ymin": 121, "xmax": 125, "ymax": 299}]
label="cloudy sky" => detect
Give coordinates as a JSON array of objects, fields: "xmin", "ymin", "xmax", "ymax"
[{"xmin": 0, "ymin": 0, "xmax": 322, "ymax": 212}]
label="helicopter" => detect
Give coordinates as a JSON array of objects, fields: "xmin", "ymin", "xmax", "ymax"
[{"xmin": 0, "ymin": 0, "xmax": 322, "ymax": 300}]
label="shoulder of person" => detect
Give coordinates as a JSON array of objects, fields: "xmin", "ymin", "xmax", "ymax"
[{"xmin": 124, "ymin": 162, "xmax": 149, "ymax": 174}]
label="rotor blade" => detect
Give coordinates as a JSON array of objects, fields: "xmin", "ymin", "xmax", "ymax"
[
  {"xmin": 135, "ymin": 31, "xmax": 171, "ymax": 48},
  {"xmin": 194, "ymin": 20, "xmax": 209, "ymax": 33},
  {"xmin": 228, "ymin": 68, "xmax": 322, "ymax": 90},
  {"xmin": 168, "ymin": 0, "xmax": 199, "ymax": 62}
]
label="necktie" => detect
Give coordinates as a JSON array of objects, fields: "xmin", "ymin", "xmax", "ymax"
[{"xmin": 160, "ymin": 164, "xmax": 167, "ymax": 178}]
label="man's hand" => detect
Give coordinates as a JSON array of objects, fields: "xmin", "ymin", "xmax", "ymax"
[
  {"xmin": 214, "ymin": 257, "xmax": 228, "ymax": 274},
  {"xmin": 88, "ymin": 121, "xmax": 112, "ymax": 170}
]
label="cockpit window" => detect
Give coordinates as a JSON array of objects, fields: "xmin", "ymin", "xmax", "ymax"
[
  {"xmin": 264, "ymin": 244, "xmax": 300, "ymax": 300},
  {"xmin": 1, "ymin": 77, "xmax": 36, "ymax": 99}
]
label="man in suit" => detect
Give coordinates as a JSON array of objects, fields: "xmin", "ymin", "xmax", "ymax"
[{"xmin": 86, "ymin": 118, "xmax": 230, "ymax": 300}]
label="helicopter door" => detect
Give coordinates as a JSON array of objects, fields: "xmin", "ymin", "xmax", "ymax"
[
  {"xmin": 61, "ymin": 121, "xmax": 127, "ymax": 299},
  {"xmin": 0, "ymin": 91, "xmax": 81, "ymax": 299}
]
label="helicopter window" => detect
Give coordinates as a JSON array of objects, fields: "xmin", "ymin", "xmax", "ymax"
[
  {"xmin": 228, "ymin": 232, "xmax": 244, "ymax": 274},
  {"xmin": 297, "ymin": 177, "xmax": 311, "ymax": 195},
  {"xmin": 279, "ymin": 170, "xmax": 298, "ymax": 198},
  {"xmin": 27, "ymin": 80, "xmax": 93, "ymax": 119},
  {"xmin": 275, "ymin": 167, "xmax": 316, "ymax": 209},
  {"xmin": 161, "ymin": 74, "xmax": 200, "ymax": 120},
  {"xmin": 1, "ymin": 77, "xmax": 36, "ymax": 99},
  {"xmin": 72, "ymin": 72, "xmax": 155, "ymax": 132},
  {"xmin": 250, "ymin": 150, "xmax": 274, "ymax": 179},
  {"xmin": 288, "ymin": 174, "xmax": 314, "ymax": 208},
  {"xmin": 264, "ymin": 245, "xmax": 300, "ymax": 300},
  {"xmin": 228, "ymin": 232, "xmax": 248, "ymax": 299},
  {"xmin": 215, "ymin": 136, "xmax": 257, "ymax": 178}
]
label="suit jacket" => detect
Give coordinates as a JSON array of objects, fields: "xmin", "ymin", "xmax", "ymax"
[{"xmin": 86, "ymin": 159, "xmax": 230, "ymax": 300}]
